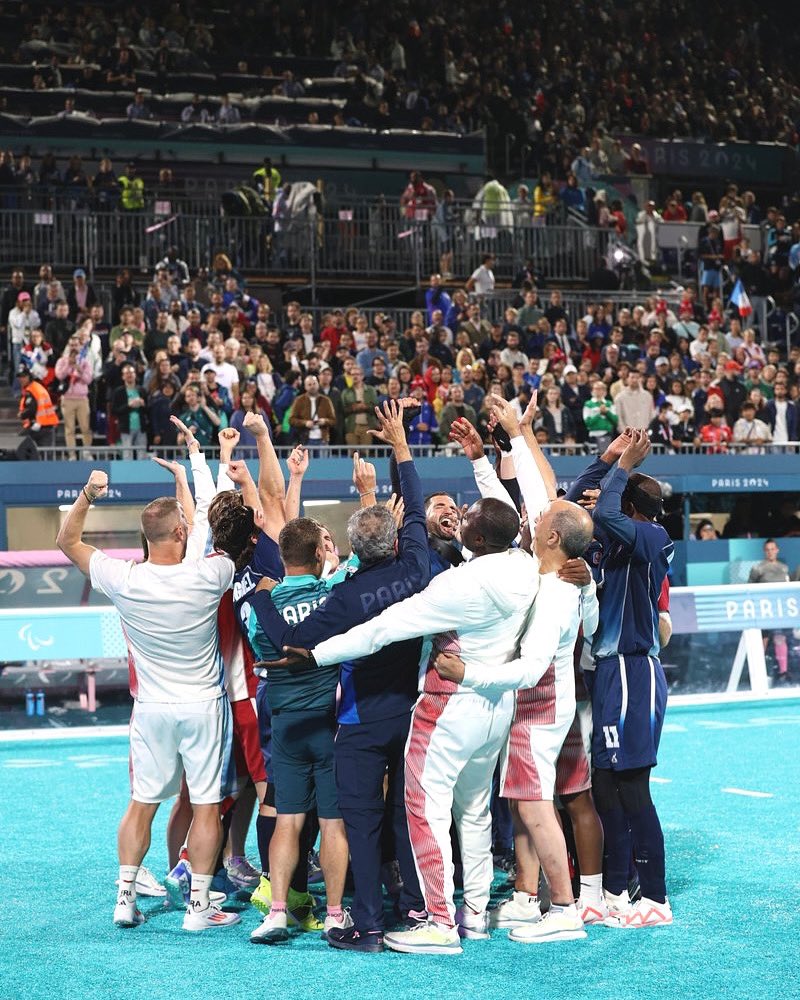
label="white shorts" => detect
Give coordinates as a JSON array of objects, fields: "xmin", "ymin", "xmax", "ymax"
[
  {"xmin": 499, "ymin": 665, "xmax": 573, "ymax": 802},
  {"xmin": 129, "ymin": 696, "xmax": 235, "ymax": 805}
]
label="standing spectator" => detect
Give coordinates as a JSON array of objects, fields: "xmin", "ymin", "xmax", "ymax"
[
  {"xmin": 112, "ymin": 363, "xmax": 148, "ymax": 458},
  {"xmin": 17, "ymin": 365, "xmax": 59, "ymax": 447},
  {"xmin": 400, "ymin": 171, "xmax": 436, "ymax": 220},
  {"xmin": 765, "ymin": 381, "xmax": 797, "ymax": 445},
  {"xmin": 33, "ymin": 264, "xmax": 64, "ymax": 315},
  {"xmin": 466, "ymin": 254, "xmax": 496, "ymax": 298},
  {"xmin": 425, "ymin": 274, "xmax": 452, "ymax": 325},
  {"xmin": 539, "ymin": 384, "xmax": 577, "ymax": 444},
  {"xmin": 749, "ymin": 540, "xmax": 791, "ymax": 681},
  {"xmin": 202, "ymin": 342, "xmax": 240, "ymax": 405},
  {"xmin": 699, "ymin": 407, "xmax": 732, "ymax": 453},
  {"xmin": 230, "ymin": 384, "xmax": 271, "ymax": 452},
  {"xmin": 636, "ymin": 200, "xmax": 661, "ymax": 264},
  {"xmin": 533, "ymin": 172, "xmax": 557, "ymax": 224},
  {"xmin": 732, "ymin": 400, "xmax": 772, "ymax": 453},
  {"xmin": 147, "ymin": 382, "xmax": 179, "ymax": 448},
  {"xmin": 175, "ymin": 383, "xmax": 221, "ymax": 448},
  {"xmin": 407, "ymin": 376, "xmax": 438, "ymax": 444},
  {"xmin": 432, "ymin": 190, "xmax": 456, "ymax": 278},
  {"xmin": 55, "ymin": 333, "xmax": 94, "ymax": 459},
  {"xmin": 45, "ymin": 300, "xmax": 75, "ymax": 357},
  {"xmin": 699, "ymin": 224, "xmax": 724, "ymax": 311},
  {"xmin": 111, "ymin": 269, "xmax": 140, "ymax": 322},
  {"xmin": 290, "ymin": 374, "xmax": 337, "ymax": 448},
  {"xmin": 342, "ymin": 366, "xmax": 379, "ymax": 446},
  {"xmin": 118, "ymin": 162, "xmax": 144, "ymax": 212},
  {"xmin": 8, "ymin": 291, "xmax": 41, "ymax": 377},
  {"xmin": 615, "ymin": 370, "xmax": 656, "ymax": 429},
  {"xmin": 582, "ymin": 380, "xmax": 618, "ymax": 451},
  {"xmin": 720, "ymin": 361, "xmax": 748, "ymax": 427},
  {"xmin": 437, "ymin": 384, "xmax": 477, "ymax": 442},
  {"xmin": 67, "ymin": 269, "xmax": 97, "ymax": 322}
]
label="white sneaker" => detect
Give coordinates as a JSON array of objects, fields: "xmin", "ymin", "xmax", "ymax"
[
  {"xmin": 603, "ymin": 888, "xmax": 630, "ymax": 915},
  {"xmin": 385, "ymin": 920, "xmax": 463, "ymax": 955},
  {"xmin": 224, "ymin": 855, "xmax": 261, "ymax": 890},
  {"xmin": 455, "ymin": 905, "xmax": 490, "ymax": 939},
  {"xmin": 115, "ymin": 865, "xmax": 166, "ymax": 898},
  {"xmin": 578, "ymin": 896, "xmax": 609, "ymax": 924},
  {"xmin": 603, "ymin": 896, "xmax": 673, "ymax": 929},
  {"xmin": 509, "ymin": 904, "xmax": 587, "ymax": 943},
  {"xmin": 489, "ymin": 891, "xmax": 542, "ymax": 928},
  {"xmin": 182, "ymin": 901, "xmax": 241, "ymax": 932},
  {"xmin": 322, "ymin": 909, "xmax": 354, "ymax": 939},
  {"xmin": 113, "ymin": 892, "xmax": 145, "ymax": 928},
  {"xmin": 250, "ymin": 910, "xmax": 289, "ymax": 945}
]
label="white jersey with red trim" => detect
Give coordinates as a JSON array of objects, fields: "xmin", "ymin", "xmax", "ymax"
[{"xmin": 90, "ymin": 549, "xmax": 234, "ymax": 703}]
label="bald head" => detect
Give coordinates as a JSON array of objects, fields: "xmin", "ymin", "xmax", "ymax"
[
  {"xmin": 461, "ymin": 497, "xmax": 520, "ymax": 555},
  {"xmin": 535, "ymin": 499, "xmax": 594, "ymax": 560},
  {"xmin": 140, "ymin": 497, "xmax": 185, "ymax": 544}
]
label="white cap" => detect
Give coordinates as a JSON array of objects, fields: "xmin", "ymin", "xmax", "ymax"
[{"xmin": 562, "ymin": 364, "xmax": 578, "ymax": 375}]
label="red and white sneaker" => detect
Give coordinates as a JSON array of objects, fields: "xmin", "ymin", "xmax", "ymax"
[
  {"xmin": 182, "ymin": 902, "xmax": 241, "ymax": 932},
  {"xmin": 577, "ymin": 896, "xmax": 609, "ymax": 925},
  {"xmin": 603, "ymin": 896, "xmax": 673, "ymax": 929}
]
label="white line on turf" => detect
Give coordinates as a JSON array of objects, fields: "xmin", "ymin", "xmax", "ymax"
[
  {"xmin": 0, "ymin": 725, "xmax": 129, "ymax": 743},
  {"xmin": 651, "ymin": 777, "xmax": 672, "ymax": 784},
  {"xmin": 721, "ymin": 787, "xmax": 774, "ymax": 798}
]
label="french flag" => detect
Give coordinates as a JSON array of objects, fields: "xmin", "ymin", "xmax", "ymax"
[{"xmin": 730, "ymin": 279, "xmax": 752, "ymax": 318}]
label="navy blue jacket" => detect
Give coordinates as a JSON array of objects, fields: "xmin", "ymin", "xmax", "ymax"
[
  {"xmin": 764, "ymin": 399, "xmax": 797, "ymax": 440},
  {"xmin": 250, "ymin": 459, "xmax": 430, "ymax": 723}
]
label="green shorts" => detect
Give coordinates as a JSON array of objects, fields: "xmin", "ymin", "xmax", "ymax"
[{"xmin": 270, "ymin": 708, "xmax": 340, "ymax": 818}]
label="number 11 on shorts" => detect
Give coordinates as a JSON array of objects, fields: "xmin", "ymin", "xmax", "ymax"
[{"xmin": 603, "ymin": 725, "xmax": 620, "ymax": 749}]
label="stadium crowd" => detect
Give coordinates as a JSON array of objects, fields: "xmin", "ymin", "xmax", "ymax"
[
  {"xmin": 4, "ymin": 0, "xmax": 800, "ymax": 152},
  {"xmin": 6, "ymin": 236, "xmax": 800, "ymax": 458}
]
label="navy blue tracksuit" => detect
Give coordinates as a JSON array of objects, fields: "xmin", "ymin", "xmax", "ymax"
[{"xmin": 251, "ymin": 460, "xmax": 430, "ymax": 932}]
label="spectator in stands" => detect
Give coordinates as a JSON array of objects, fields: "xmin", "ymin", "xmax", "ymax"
[
  {"xmin": 33, "ymin": 265, "xmax": 64, "ymax": 316},
  {"xmin": 649, "ymin": 403, "xmax": 678, "ymax": 450},
  {"xmin": 425, "ymin": 274, "xmax": 452, "ymax": 325},
  {"xmin": 112, "ymin": 363, "xmax": 148, "ymax": 458},
  {"xmin": 175, "ymin": 382, "xmax": 222, "ymax": 447},
  {"xmin": 582, "ymin": 379, "xmax": 617, "ymax": 451},
  {"xmin": 636, "ymin": 200, "xmax": 660, "ymax": 264},
  {"xmin": 560, "ymin": 172, "xmax": 585, "ymax": 213},
  {"xmin": 466, "ymin": 253, "xmax": 496, "ymax": 298},
  {"xmin": 290, "ymin": 374, "xmax": 336, "ymax": 448},
  {"xmin": 8, "ymin": 291, "xmax": 41, "ymax": 379},
  {"xmin": 733, "ymin": 400, "xmax": 772, "ymax": 453},
  {"xmin": 720, "ymin": 360, "xmax": 748, "ymax": 427},
  {"xmin": 539, "ymin": 384, "xmax": 576, "ymax": 445},
  {"xmin": 21, "ymin": 328, "xmax": 54, "ymax": 385},
  {"xmin": 400, "ymin": 171, "xmax": 436, "ymax": 220},
  {"xmin": 217, "ymin": 94, "xmax": 241, "ymax": 125},
  {"xmin": 765, "ymin": 381, "xmax": 797, "ymax": 444},
  {"xmin": 533, "ymin": 172, "xmax": 557, "ymax": 224},
  {"xmin": 202, "ymin": 341, "xmax": 240, "ymax": 405},
  {"xmin": 438, "ymin": 383, "xmax": 477, "ymax": 442},
  {"xmin": 118, "ymin": 162, "xmax": 144, "ymax": 212},
  {"xmin": 17, "ymin": 364, "xmax": 58, "ymax": 447},
  {"xmin": 126, "ymin": 91, "xmax": 150, "ymax": 121},
  {"xmin": 699, "ymin": 224, "xmax": 724, "ymax": 310},
  {"xmin": 342, "ymin": 365, "xmax": 379, "ymax": 446},
  {"xmin": 615, "ymin": 369, "xmax": 656, "ymax": 429},
  {"xmin": 45, "ymin": 300, "xmax": 75, "ymax": 357},
  {"xmin": 181, "ymin": 93, "xmax": 210, "ymax": 123},
  {"xmin": 432, "ymin": 190, "xmax": 456, "ymax": 278},
  {"xmin": 699, "ymin": 406, "xmax": 732, "ymax": 453},
  {"xmin": 230, "ymin": 384, "xmax": 271, "ymax": 450},
  {"xmin": 252, "ymin": 157, "xmax": 281, "ymax": 206},
  {"xmin": 67, "ymin": 269, "xmax": 96, "ymax": 322},
  {"xmin": 55, "ymin": 332, "xmax": 94, "ymax": 460}
]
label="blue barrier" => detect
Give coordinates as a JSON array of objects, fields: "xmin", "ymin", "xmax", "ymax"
[{"xmin": 0, "ymin": 607, "xmax": 125, "ymax": 662}]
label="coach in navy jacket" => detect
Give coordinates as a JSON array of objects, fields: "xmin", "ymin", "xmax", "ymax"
[{"xmin": 251, "ymin": 405, "xmax": 430, "ymax": 946}]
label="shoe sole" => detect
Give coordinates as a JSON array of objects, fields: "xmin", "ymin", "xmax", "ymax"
[
  {"xmin": 113, "ymin": 917, "xmax": 144, "ymax": 928},
  {"xmin": 183, "ymin": 916, "xmax": 241, "ymax": 933},
  {"xmin": 490, "ymin": 918, "xmax": 542, "ymax": 928},
  {"xmin": 327, "ymin": 938, "xmax": 384, "ymax": 953},
  {"xmin": 603, "ymin": 918, "xmax": 673, "ymax": 929},
  {"xmin": 456, "ymin": 926, "xmax": 490, "ymax": 939},
  {"xmin": 509, "ymin": 929, "xmax": 587, "ymax": 943},
  {"xmin": 250, "ymin": 931, "xmax": 290, "ymax": 945},
  {"xmin": 384, "ymin": 939, "xmax": 463, "ymax": 955}
]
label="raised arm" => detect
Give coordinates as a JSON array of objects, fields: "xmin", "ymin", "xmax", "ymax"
[
  {"xmin": 448, "ymin": 415, "xmax": 518, "ymax": 509},
  {"xmin": 562, "ymin": 428, "xmax": 631, "ymax": 503},
  {"xmin": 285, "ymin": 445, "xmax": 309, "ymax": 521},
  {"xmin": 56, "ymin": 470, "xmax": 108, "ymax": 575},
  {"xmin": 352, "ymin": 450, "xmax": 377, "ymax": 508},
  {"xmin": 244, "ymin": 411, "xmax": 286, "ymax": 540},
  {"xmin": 488, "ymin": 394, "xmax": 550, "ymax": 520},
  {"xmin": 592, "ymin": 429, "xmax": 652, "ymax": 550},
  {"xmin": 216, "ymin": 427, "xmax": 241, "ymax": 495}
]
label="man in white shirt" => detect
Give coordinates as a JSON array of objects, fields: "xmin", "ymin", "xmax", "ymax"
[
  {"xmin": 56, "ymin": 468, "xmax": 253, "ymax": 933},
  {"xmin": 615, "ymin": 370, "xmax": 656, "ymax": 429},
  {"xmin": 466, "ymin": 253, "xmax": 496, "ymax": 297},
  {"xmin": 202, "ymin": 342, "xmax": 240, "ymax": 405}
]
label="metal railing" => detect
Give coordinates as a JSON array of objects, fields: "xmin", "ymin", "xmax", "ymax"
[{"xmin": 0, "ymin": 204, "xmax": 619, "ymax": 286}]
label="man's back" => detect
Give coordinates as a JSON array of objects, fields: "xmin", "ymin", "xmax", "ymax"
[{"xmin": 90, "ymin": 550, "xmax": 234, "ymax": 703}]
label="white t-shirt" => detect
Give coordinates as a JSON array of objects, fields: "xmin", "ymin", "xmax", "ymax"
[
  {"xmin": 201, "ymin": 361, "xmax": 239, "ymax": 395},
  {"xmin": 90, "ymin": 550, "xmax": 234, "ymax": 704},
  {"xmin": 470, "ymin": 265, "xmax": 495, "ymax": 296},
  {"xmin": 773, "ymin": 400, "xmax": 788, "ymax": 443}
]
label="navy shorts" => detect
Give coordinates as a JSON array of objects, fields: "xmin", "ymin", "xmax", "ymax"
[
  {"xmin": 271, "ymin": 708, "xmax": 340, "ymax": 818},
  {"xmin": 255, "ymin": 678, "xmax": 274, "ymax": 786},
  {"xmin": 591, "ymin": 654, "xmax": 667, "ymax": 771}
]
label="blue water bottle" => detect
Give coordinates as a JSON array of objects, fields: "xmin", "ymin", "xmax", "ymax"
[
  {"xmin": 35, "ymin": 690, "xmax": 45, "ymax": 716},
  {"xmin": 25, "ymin": 691, "xmax": 35, "ymax": 716}
]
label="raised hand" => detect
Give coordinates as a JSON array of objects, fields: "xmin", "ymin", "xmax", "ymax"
[
  {"xmin": 218, "ymin": 426, "xmax": 240, "ymax": 462},
  {"xmin": 486, "ymin": 393, "xmax": 520, "ymax": 436},
  {"xmin": 170, "ymin": 414, "xmax": 197, "ymax": 448},
  {"xmin": 85, "ymin": 469, "xmax": 109, "ymax": 502},
  {"xmin": 150, "ymin": 455, "xmax": 187, "ymax": 478},
  {"xmin": 619, "ymin": 427, "xmax": 651, "ymax": 471},
  {"xmin": 576, "ymin": 487, "xmax": 601, "ymax": 510},
  {"xmin": 287, "ymin": 445, "xmax": 309, "ymax": 477},
  {"xmin": 603, "ymin": 427, "xmax": 634, "ymax": 463},
  {"xmin": 367, "ymin": 399, "xmax": 407, "ymax": 448},
  {"xmin": 519, "ymin": 390, "xmax": 538, "ymax": 429},
  {"xmin": 448, "ymin": 416, "xmax": 484, "ymax": 460},
  {"xmin": 385, "ymin": 492, "xmax": 405, "ymax": 530},
  {"xmin": 352, "ymin": 450, "xmax": 377, "ymax": 494},
  {"xmin": 243, "ymin": 411, "xmax": 268, "ymax": 437},
  {"xmin": 226, "ymin": 459, "xmax": 253, "ymax": 485}
]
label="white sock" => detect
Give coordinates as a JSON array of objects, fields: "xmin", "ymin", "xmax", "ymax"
[
  {"xmin": 190, "ymin": 872, "xmax": 213, "ymax": 911},
  {"xmin": 579, "ymin": 873, "xmax": 603, "ymax": 905},
  {"xmin": 118, "ymin": 865, "xmax": 139, "ymax": 903}
]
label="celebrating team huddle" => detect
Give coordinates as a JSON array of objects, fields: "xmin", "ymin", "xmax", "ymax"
[{"xmin": 57, "ymin": 393, "xmax": 674, "ymax": 955}]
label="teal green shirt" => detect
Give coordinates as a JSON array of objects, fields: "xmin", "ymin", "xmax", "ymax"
[{"xmin": 248, "ymin": 574, "xmax": 338, "ymax": 712}]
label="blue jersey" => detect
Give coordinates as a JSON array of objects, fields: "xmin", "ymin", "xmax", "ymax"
[
  {"xmin": 590, "ymin": 467, "xmax": 673, "ymax": 659},
  {"xmin": 231, "ymin": 532, "xmax": 284, "ymax": 642}
]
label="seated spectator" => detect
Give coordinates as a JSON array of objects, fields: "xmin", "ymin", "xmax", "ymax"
[{"xmin": 694, "ymin": 519, "xmax": 720, "ymax": 541}]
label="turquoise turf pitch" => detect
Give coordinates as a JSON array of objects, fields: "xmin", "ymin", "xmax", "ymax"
[{"xmin": 1, "ymin": 700, "xmax": 798, "ymax": 1000}]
